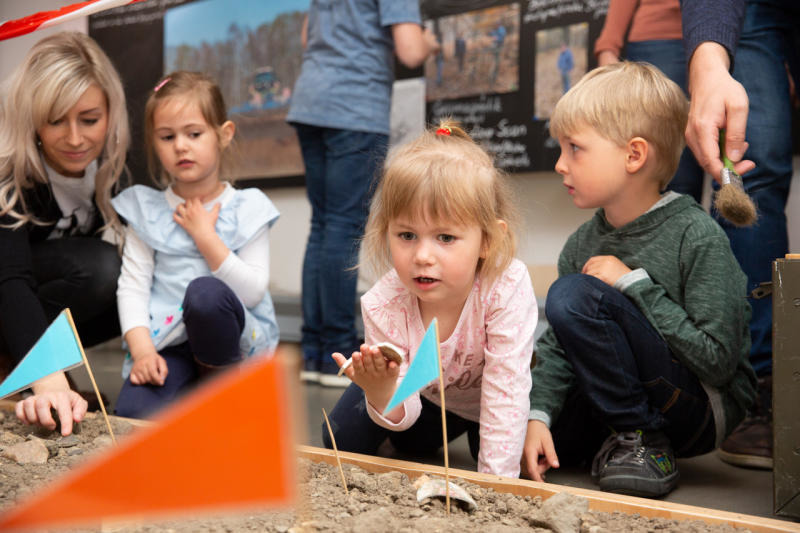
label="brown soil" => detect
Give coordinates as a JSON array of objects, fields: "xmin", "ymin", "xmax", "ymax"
[{"xmin": 0, "ymin": 412, "xmax": 750, "ymax": 532}]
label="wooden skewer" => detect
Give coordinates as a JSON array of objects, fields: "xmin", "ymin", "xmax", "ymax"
[
  {"xmin": 322, "ymin": 408, "xmax": 348, "ymax": 495},
  {"xmin": 64, "ymin": 309, "xmax": 116, "ymax": 445},
  {"xmin": 432, "ymin": 319, "xmax": 450, "ymax": 516}
]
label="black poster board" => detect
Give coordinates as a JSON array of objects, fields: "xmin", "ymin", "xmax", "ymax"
[
  {"xmin": 90, "ymin": 0, "xmax": 187, "ymax": 187},
  {"xmin": 420, "ymin": 0, "xmax": 609, "ymax": 173},
  {"xmin": 91, "ymin": 0, "xmax": 609, "ymax": 183},
  {"xmin": 89, "ymin": 0, "xmax": 308, "ymax": 188}
]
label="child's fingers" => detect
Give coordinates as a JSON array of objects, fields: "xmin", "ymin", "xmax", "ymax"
[
  {"xmin": 361, "ymin": 349, "xmax": 381, "ymax": 374},
  {"xmin": 331, "ymin": 352, "xmax": 348, "ymax": 367},
  {"xmin": 331, "ymin": 352, "xmax": 353, "ymax": 377},
  {"xmin": 359, "ymin": 344, "xmax": 375, "ymax": 357},
  {"xmin": 363, "ymin": 345, "xmax": 389, "ymax": 374},
  {"xmin": 387, "ymin": 360, "xmax": 401, "ymax": 378},
  {"xmin": 139, "ymin": 360, "xmax": 156, "ymax": 386},
  {"xmin": 543, "ymin": 442, "xmax": 560, "ymax": 470},
  {"xmin": 350, "ymin": 351, "xmax": 366, "ymax": 374},
  {"xmin": 154, "ymin": 362, "xmax": 166, "ymax": 386}
]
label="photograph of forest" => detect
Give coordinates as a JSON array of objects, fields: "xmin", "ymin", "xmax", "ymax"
[
  {"xmin": 424, "ymin": 3, "xmax": 520, "ymax": 102},
  {"xmin": 164, "ymin": 0, "xmax": 309, "ymax": 179},
  {"xmin": 533, "ymin": 22, "xmax": 588, "ymax": 120}
]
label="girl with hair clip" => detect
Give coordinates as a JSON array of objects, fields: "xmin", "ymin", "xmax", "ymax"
[
  {"xmin": 326, "ymin": 121, "xmax": 538, "ymax": 478},
  {"xmin": 0, "ymin": 32, "xmax": 130, "ymax": 435},
  {"xmin": 111, "ymin": 71, "xmax": 280, "ymax": 419}
]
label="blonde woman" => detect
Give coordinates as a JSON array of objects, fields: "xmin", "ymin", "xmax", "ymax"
[{"xmin": 0, "ymin": 32, "xmax": 130, "ymax": 435}]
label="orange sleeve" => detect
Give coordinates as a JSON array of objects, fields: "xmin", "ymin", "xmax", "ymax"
[{"xmin": 594, "ymin": 0, "xmax": 639, "ymax": 59}]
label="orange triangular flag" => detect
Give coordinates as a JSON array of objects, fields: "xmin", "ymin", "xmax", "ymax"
[{"xmin": 0, "ymin": 352, "xmax": 297, "ymax": 531}]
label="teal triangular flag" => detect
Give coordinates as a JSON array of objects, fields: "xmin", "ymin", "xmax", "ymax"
[
  {"xmin": 0, "ymin": 310, "xmax": 84, "ymax": 399},
  {"xmin": 383, "ymin": 318, "xmax": 440, "ymax": 415}
]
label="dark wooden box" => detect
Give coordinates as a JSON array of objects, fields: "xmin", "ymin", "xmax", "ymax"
[{"xmin": 771, "ymin": 258, "xmax": 800, "ymax": 519}]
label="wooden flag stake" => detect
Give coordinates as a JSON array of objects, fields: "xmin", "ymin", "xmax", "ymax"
[
  {"xmin": 433, "ymin": 318, "xmax": 450, "ymax": 516},
  {"xmin": 64, "ymin": 309, "xmax": 116, "ymax": 445},
  {"xmin": 322, "ymin": 408, "xmax": 348, "ymax": 495}
]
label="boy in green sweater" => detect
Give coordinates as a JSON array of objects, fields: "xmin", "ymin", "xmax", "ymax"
[{"xmin": 523, "ymin": 62, "xmax": 757, "ymax": 498}]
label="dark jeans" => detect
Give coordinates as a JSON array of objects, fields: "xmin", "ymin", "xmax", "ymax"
[
  {"xmin": 718, "ymin": 2, "xmax": 797, "ymax": 377},
  {"xmin": 545, "ymin": 274, "xmax": 716, "ymax": 463},
  {"xmin": 31, "ymin": 237, "xmax": 121, "ymax": 348},
  {"xmin": 656, "ymin": 3, "xmax": 798, "ymax": 377},
  {"xmin": 114, "ymin": 277, "xmax": 245, "ymax": 419},
  {"xmin": 625, "ymin": 39, "xmax": 706, "ymax": 202},
  {"xmin": 293, "ymin": 124, "xmax": 388, "ymax": 373},
  {"xmin": 323, "ymin": 382, "xmax": 480, "ymax": 462}
]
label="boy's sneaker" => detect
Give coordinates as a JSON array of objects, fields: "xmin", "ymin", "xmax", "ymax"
[
  {"xmin": 591, "ymin": 430, "xmax": 679, "ymax": 498},
  {"xmin": 300, "ymin": 358, "xmax": 320, "ymax": 384},
  {"xmin": 318, "ymin": 359, "xmax": 351, "ymax": 388}
]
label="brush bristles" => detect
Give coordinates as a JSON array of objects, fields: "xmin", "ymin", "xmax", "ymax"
[{"xmin": 714, "ymin": 184, "xmax": 757, "ymax": 227}]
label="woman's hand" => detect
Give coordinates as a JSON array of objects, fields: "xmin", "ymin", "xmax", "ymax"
[
  {"xmin": 596, "ymin": 50, "xmax": 619, "ymax": 66},
  {"xmin": 16, "ymin": 372, "xmax": 87, "ymax": 436},
  {"xmin": 686, "ymin": 42, "xmax": 754, "ymax": 180}
]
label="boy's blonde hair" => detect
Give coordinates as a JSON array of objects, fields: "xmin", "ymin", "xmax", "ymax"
[
  {"xmin": 362, "ymin": 120, "xmax": 518, "ymax": 285},
  {"xmin": 0, "ymin": 32, "xmax": 130, "ymax": 236},
  {"xmin": 549, "ymin": 61, "xmax": 688, "ymax": 190},
  {"xmin": 144, "ymin": 71, "xmax": 237, "ymax": 188}
]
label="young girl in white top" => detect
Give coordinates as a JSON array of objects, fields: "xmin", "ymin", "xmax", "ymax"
[
  {"xmin": 112, "ymin": 71, "xmax": 279, "ymax": 418},
  {"xmin": 327, "ymin": 121, "xmax": 537, "ymax": 478}
]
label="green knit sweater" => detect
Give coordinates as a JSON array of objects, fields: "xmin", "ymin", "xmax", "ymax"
[{"xmin": 531, "ymin": 194, "xmax": 757, "ymax": 441}]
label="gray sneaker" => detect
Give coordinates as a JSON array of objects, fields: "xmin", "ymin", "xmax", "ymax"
[{"xmin": 591, "ymin": 430, "xmax": 679, "ymax": 498}]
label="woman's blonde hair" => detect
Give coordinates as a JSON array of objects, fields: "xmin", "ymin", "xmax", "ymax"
[
  {"xmin": 549, "ymin": 61, "xmax": 688, "ymax": 190},
  {"xmin": 144, "ymin": 71, "xmax": 237, "ymax": 188},
  {"xmin": 0, "ymin": 31, "xmax": 130, "ymax": 235},
  {"xmin": 362, "ymin": 120, "xmax": 518, "ymax": 285}
]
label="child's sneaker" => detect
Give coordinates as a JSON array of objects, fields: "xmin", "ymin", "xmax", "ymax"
[
  {"xmin": 300, "ymin": 358, "xmax": 321, "ymax": 384},
  {"xmin": 591, "ymin": 430, "xmax": 679, "ymax": 498}
]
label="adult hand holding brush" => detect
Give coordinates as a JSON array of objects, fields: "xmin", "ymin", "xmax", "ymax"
[{"xmin": 714, "ymin": 129, "xmax": 757, "ymax": 227}]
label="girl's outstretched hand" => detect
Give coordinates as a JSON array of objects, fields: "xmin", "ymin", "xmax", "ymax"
[
  {"xmin": 332, "ymin": 344, "xmax": 400, "ymax": 414},
  {"xmin": 521, "ymin": 419, "xmax": 560, "ymax": 482},
  {"xmin": 174, "ymin": 198, "xmax": 220, "ymax": 241}
]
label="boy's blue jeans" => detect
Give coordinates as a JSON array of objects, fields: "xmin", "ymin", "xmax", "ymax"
[
  {"xmin": 544, "ymin": 274, "xmax": 716, "ymax": 462},
  {"xmin": 114, "ymin": 277, "xmax": 245, "ymax": 419},
  {"xmin": 323, "ymin": 382, "xmax": 480, "ymax": 462},
  {"xmin": 719, "ymin": 1, "xmax": 796, "ymax": 377},
  {"xmin": 293, "ymin": 124, "xmax": 388, "ymax": 374}
]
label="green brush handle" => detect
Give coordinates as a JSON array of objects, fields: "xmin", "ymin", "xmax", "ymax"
[
  {"xmin": 718, "ymin": 129, "xmax": 743, "ymax": 188},
  {"xmin": 719, "ymin": 129, "xmax": 736, "ymax": 171}
]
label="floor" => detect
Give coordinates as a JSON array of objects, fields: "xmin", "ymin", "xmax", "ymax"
[{"xmin": 70, "ymin": 338, "xmax": 791, "ymax": 525}]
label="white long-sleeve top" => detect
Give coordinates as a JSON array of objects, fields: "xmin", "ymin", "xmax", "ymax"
[{"xmin": 116, "ymin": 184, "xmax": 270, "ymax": 338}]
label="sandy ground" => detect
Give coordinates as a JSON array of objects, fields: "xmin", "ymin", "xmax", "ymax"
[{"xmin": 0, "ymin": 412, "xmax": 753, "ymax": 533}]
